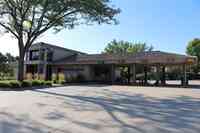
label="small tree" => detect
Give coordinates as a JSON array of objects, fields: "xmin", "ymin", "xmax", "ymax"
[
  {"xmin": 104, "ymin": 39, "xmax": 153, "ymax": 54},
  {"xmin": 0, "ymin": 0, "xmax": 120, "ymax": 81},
  {"xmin": 186, "ymin": 38, "xmax": 200, "ymax": 73}
]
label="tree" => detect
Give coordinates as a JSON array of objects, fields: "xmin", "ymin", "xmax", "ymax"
[
  {"xmin": 186, "ymin": 38, "xmax": 200, "ymax": 73},
  {"xmin": 0, "ymin": 52, "xmax": 17, "ymax": 79},
  {"xmin": 103, "ymin": 39, "xmax": 153, "ymax": 54},
  {"xmin": 6, "ymin": 53, "xmax": 17, "ymax": 63},
  {"xmin": 103, "ymin": 40, "xmax": 153, "ymax": 83},
  {"xmin": 0, "ymin": 0, "xmax": 120, "ymax": 81}
]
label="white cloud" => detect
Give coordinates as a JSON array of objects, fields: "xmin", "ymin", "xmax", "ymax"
[{"xmin": 0, "ymin": 35, "xmax": 18, "ymax": 56}]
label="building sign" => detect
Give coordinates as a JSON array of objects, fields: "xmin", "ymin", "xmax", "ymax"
[{"xmin": 186, "ymin": 59, "xmax": 194, "ymax": 65}]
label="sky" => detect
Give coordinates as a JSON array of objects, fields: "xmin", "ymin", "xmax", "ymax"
[{"xmin": 0, "ymin": 0, "xmax": 200, "ymax": 56}]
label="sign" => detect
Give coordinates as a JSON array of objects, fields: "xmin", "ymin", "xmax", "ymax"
[{"xmin": 186, "ymin": 59, "xmax": 194, "ymax": 65}]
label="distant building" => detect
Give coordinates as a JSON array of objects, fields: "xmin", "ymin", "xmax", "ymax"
[{"xmin": 24, "ymin": 42, "xmax": 197, "ymax": 85}]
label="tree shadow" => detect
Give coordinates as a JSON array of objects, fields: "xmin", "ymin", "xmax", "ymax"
[
  {"xmin": 0, "ymin": 112, "xmax": 71, "ymax": 133},
  {"xmin": 32, "ymin": 89, "xmax": 200, "ymax": 133}
]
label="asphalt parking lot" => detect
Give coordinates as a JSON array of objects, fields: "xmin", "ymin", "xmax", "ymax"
[{"xmin": 0, "ymin": 84, "xmax": 200, "ymax": 133}]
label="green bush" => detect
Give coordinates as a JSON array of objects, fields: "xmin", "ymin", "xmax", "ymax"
[
  {"xmin": 21, "ymin": 80, "xmax": 32, "ymax": 87},
  {"xmin": 10, "ymin": 81, "xmax": 21, "ymax": 88},
  {"xmin": 44, "ymin": 81, "xmax": 53, "ymax": 86},
  {"xmin": 32, "ymin": 80, "xmax": 42, "ymax": 86},
  {"xmin": 0, "ymin": 81, "xmax": 11, "ymax": 88},
  {"xmin": 53, "ymin": 80, "xmax": 58, "ymax": 84},
  {"xmin": 59, "ymin": 80, "xmax": 65, "ymax": 84},
  {"xmin": 0, "ymin": 80, "xmax": 55, "ymax": 88},
  {"xmin": 40, "ymin": 80, "xmax": 45, "ymax": 86}
]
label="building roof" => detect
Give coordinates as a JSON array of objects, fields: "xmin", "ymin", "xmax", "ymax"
[
  {"xmin": 53, "ymin": 51, "xmax": 197, "ymax": 65},
  {"xmin": 30, "ymin": 42, "xmax": 87, "ymax": 55}
]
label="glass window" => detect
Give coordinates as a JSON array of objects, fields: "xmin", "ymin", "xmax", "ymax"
[
  {"xmin": 40, "ymin": 49, "xmax": 45, "ymax": 61},
  {"xmin": 30, "ymin": 50, "xmax": 39, "ymax": 60},
  {"xmin": 47, "ymin": 52, "xmax": 53, "ymax": 61}
]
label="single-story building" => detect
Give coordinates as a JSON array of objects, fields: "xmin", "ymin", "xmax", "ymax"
[{"xmin": 24, "ymin": 42, "xmax": 197, "ymax": 85}]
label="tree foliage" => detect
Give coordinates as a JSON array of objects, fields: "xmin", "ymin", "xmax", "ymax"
[
  {"xmin": 0, "ymin": 52, "xmax": 17, "ymax": 79},
  {"xmin": 104, "ymin": 39, "xmax": 154, "ymax": 54},
  {"xmin": 186, "ymin": 38, "xmax": 200, "ymax": 60},
  {"xmin": 0, "ymin": 0, "xmax": 120, "ymax": 80},
  {"xmin": 186, "ymin": 38, "xmax": 200, "ymax": 73}
]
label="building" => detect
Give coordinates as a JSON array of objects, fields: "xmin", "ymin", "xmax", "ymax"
[{"xmin": 24, "ymin": 42, "xmax": 197, "ymax": 85}]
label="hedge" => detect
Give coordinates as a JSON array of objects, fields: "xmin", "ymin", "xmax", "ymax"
[
  {"xmin": 0, "ymin": 81, "xmax": 11, "ymax": 88},
  {"xmin": 0, "ymin": 80, "xmax": 53, "ymax": 89}
]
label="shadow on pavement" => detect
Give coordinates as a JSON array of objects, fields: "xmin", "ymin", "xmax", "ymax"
[{"xmin": 31, "ymin": 89, "xmax": 200, "ymax": 133}]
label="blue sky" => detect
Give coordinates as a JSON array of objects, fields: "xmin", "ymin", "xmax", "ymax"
[{"xmin": 1, "ymin": 0, "xmax": 200, "ymax": 55}]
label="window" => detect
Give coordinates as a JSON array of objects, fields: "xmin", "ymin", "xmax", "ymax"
[
  {"xmin": 47, "ymin": 52, "xmax": 53, "ymax": 61},
  {"xmin": 40, "ymin": 49, "xmax": 45, "ymax": 61},
  {"xmin": 30, "ymin": 50, "xmax": 39, "ymax": 60}
]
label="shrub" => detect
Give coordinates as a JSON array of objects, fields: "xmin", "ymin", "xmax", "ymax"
[
  {"xmin": 0, "ymin": 81, "xmax": 11, "ymax": 88},
  {"xmin": 52, "ymin": 73, "xmax": 57, "ymax": 83},
  {"xmin": 10, "ymin": 81, "xmax": 21, "ymax": 88},
  {"xmin": 32, "ymin": 80, "xmax": 42, "ymax": 86},
  {"xmin": 58, "ymin": 73, "xmax": 65, "ymax": 81},
  {"xmin": 44, "ymin": 81, "xmax": 53, "ymax": 86},
  {"xmin": 0, "ymin": 80, "xmax": 54, "ymax": 88},
  {"xmin": 53, "ymin": 80, "xmax": 58, "ymax": 84},
  {"xmin": 21, "ymin": 80, "xmax": 32, "ymax": 87},
  {"xmin": 59, "ymin": 80, "xmax": 65, "ymax": 85},
  {"xmin": 40, "ymin": 80, "xmax": 45, "ymax": 86}
]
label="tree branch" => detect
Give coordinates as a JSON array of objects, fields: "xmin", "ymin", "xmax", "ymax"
[{"xmin": 0, "ymin": 22, "xmax": 18, "ymax": 38}]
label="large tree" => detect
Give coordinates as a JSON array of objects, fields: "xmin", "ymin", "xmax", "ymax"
[
  {"xmin": 0, "ymin": 0, "xmax": 120, "ymax": 81},
  {"xmin": 103, "ymin": 39, "xmax": 153, "ymax": 54},
  {"xmin": 186, "ymin": 38, "xmax": 200, "ymax": 73}
]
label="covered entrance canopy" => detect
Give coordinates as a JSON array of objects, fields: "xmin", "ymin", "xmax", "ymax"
[{"xmin": 53, "ymin": 51, "xmax": 197, "ymax": 86}]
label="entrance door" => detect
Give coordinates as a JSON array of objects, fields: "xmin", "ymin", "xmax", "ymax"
[{"xmin": 93, "ymin": 65, "xmax": 111, "ymax": 83}]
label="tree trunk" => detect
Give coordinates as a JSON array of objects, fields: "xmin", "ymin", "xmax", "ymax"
[
  {"xmin": 17, "ymin": 57, "xmax": 24, "ymax": 81},
  {"xmin": 17, "ymin": 40, "xmax": 25, "ymax": 81}
]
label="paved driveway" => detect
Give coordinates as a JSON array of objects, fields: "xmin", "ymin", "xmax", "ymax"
[{"xmin": 0, "ymin": 85, "xmax": 200, "ymax": 133}]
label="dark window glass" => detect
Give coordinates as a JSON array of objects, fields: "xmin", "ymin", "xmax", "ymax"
[
  {"xmin": 30, "ymin": 50, "xmax": 39, "ymax": 60},
  {"xmin": 47, "ymin": 52, "xmax": 53, "ymax": 61},
  {"xmin": 40, "ymin": 50, "xmax": 45, "ymax": 61},
  {"xmin": 39, "ymin": 65, "xmax": 43, "ymax": 73}
]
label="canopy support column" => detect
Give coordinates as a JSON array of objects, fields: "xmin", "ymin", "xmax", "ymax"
[
  {"xmin": 182, "ymin": 64, "xmax": 188, "ymax": 86},
  {"xmin": 161, "ymin": 66, "xmax": 166, "ymax": 85},
  {"xmin": 144, "ymin": 66, "xmax": 148, "ymax": 85},
  {"xmin": 111, "ymin": 64, "xmax": 115, "ymax": 84},
  {"xmin": 130, "ymin": 64, "xmax": 136, "ymax": 84},
  {"xmin": 155, "ymin": 65, "xmax": 161, "ymax": 86}
]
